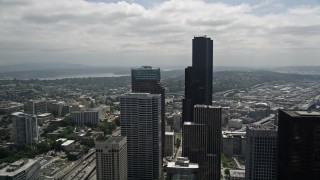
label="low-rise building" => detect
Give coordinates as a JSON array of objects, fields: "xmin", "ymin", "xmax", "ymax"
[
  {"xmin": 229, "ymin": 169, "xmax": 245, "ymax": 180},
  {"xmin": 61, "ymin": 140, "xmax": 75, "ymax": 152},
  {"xmin": 0, "ymin": 159, "xmax": 40, "ymax": 180},
  {"xmin": 222, "ymin": 131, "xmax": 246, "ymax": 158},
  {"xmin": 0, "ymin": 101, "xmax": 24, "ymax": 114},
  {"xmin": 167, "ymin": 157, "xmax": 199, "ymax": 180},
  {"xmin": 37, "ymin": 113, "xmax": 53, "ymax": 123},
  {"xmin": 71, "ymin": 110, "xmax": 99, "ymax": 126}
]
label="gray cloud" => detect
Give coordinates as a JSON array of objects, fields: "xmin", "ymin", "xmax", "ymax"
[{"xmin": 0, "ymin": 0, "xmax": 319, "ymax": 67}]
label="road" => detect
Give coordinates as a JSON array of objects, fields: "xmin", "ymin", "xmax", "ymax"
[
  {"xmin": 70, "ymin": 155, "xmax": 96, "ymax": 180},
  {"xmin": 232, "ymin": 157, "xmax": 245, "ymax": 170},
  {"xmin": 237, "ymin": 114, "xmax": 275, "ymax": 132},
  {"xmin": 55, "ymin": 149, "xmax": 95, "ymax": 180}
]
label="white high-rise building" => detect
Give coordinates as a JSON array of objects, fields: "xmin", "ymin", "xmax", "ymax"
[
  {"xmin": 96, "ymin": 136, "xmax": 127, "ymax": 180},
  {"xmin": 71, "ymin": 110, "xmax": 99, "ymax": 126},
  {"xmin": 120, "ymin": 93, "xmax": 162, "ymax": 180},
  {"xmin": 11, "ymin": 112, "xmax": 38, "ymax": 146}
]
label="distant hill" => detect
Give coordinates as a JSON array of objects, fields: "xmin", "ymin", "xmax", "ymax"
[{"xmin": 266, "ymin": 66, "xmax": 320, "ymax": 75}]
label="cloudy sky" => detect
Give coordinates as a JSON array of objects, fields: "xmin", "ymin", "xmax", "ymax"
[{"xmin": 0, "ymin": 0, "xmax": 319, "ymax": 67}]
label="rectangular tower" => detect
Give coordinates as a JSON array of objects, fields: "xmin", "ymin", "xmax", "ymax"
[
  {"xmin": 245, "ymin": 124, "xmax": 277, "ymax": 180},
  {"xmin": 183, "ymin": 36, "xmax": 213, "ymax": 123},
  {"xmin": 96, "ymin": 136, "xmax": 127, "ymax": 180},
  {"xmin": 11, "ymin": 112, "xmax": 38, "ymax": 146},
  {"xmin": 183, "ymin": 105, "xmax": 221, "ymax": 180},
  {"xmin": 277, "ymin": 110, "xmax": 320, "ymax": 180},
  {"xmin": 131, "ymin": 66, "xmax": 165, "ymax": 158},
  {"xmin": 120, "ymin": 93, "xmax": 162, "ymax": 180}
]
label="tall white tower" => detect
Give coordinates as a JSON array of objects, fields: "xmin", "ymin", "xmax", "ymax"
[{"xmin": 120, "ymin": 93, "xmax": 162, "ymax": 180}]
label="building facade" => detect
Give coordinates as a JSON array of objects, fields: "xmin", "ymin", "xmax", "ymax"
[
  {"xmin": 131, "ymin": 66, "xmax": 165, "ymax": 158},
  {"xmin": 120, "ymin": 93, "xmax": 162, "ymax": 180},
  {"xmin": 165, "ymin": 132, "xmax": 175, "ymax": 157},
  {"xmin": 96, "ymin": 136, "xmax": 127, "ymax": 180},
  {"xmin": 0, "ymin": 159, "xmax": 40, "ymax": 180},
  {"xmin": 11, "ymin": 112, "xmax": 38, "ymax": 146},
  {"xmin": 182, "ymin": 36, "xmax": 213, "ymax": 123},
  {"xmin": 71, "ymin": 110, "xmax": 99, "ymax": 126},
  {"xmin": 24, "ymin": 100, "xmax": 47, "ymax": 115},
  {"xmin": 182, "ymin": 105, "xmax": 221, "ymax": 180},
  {"xmin": 277, "ymin": 110, "xmax": 320, "ymax": 180},
  {"xmin": 245, "ymin": 124, "xmax": 277, "ymax": 180}
]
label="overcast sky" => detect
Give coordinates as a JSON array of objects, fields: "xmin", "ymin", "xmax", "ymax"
[{"xmin": 0, "ymin": 0, "xmax": 319, "ymax": 67}]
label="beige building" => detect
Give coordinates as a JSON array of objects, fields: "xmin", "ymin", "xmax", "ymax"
[{"xmin": 96, "ymin": 136, "xmax": 127, "ymax": 180}]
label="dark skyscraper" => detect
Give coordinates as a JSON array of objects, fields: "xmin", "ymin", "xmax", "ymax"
[
  {"xmin": 183, "ymin": 36, "xmax": 213, "ymax": 123},
  {"xmin": 245, "ymin": 124, "xmax": 277, "ymax": 180},
  {"xmin": 277, "ymin": 110, "xmax": 320, "ymax": 180},
  {"xmin": 183, "ymin": 105, "xmax": 221, "ymax": 180},
  {"xmin": 131, "ymin": 66, "xmax": 165, "ymax": 158}
]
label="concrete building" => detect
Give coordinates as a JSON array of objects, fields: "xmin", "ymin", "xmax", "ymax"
[
  {"xmin": 69, "ymin": 104, "xmax": 85, "ymax": 113},
  {"xmin": 222, "ymin": 131, "xmax": 246, "ymax": 158},
  {"xmin": 172, "ymin": 112, "xmax": 182, "ymax": 132},
  {"xmin": 120, "ymin": 93, "xmax": 162, "ymax": 180},
  {"xmin": 36, "ymin": 113, "xmax": 53, "ymax": 123},
  {"xmin": 245, "ymin": 124, "xmax": 277, "ymax": 180},
  {"xmin": 61, "ymin": 140, "xmax": 75, "ymax": 152},
  {"xmin": 277, "ymin": 110, "xmax": 320, "ymax": 180},
  {"xmin": 0, "ymin": 101, "xmax": 24, "ymax": 114},
  {"xmin": 182, "ymin": 36, "xmax": 213, "ymax": 124},
  {"xmin": 230, "ymin": 170, "xmax": 245, "ymax": 180},
  {"xmin": 71, "ymin": 110, "xmax": 99, "ymax": 126},
  {"xmin": 0, "ymin": 158, "xmax": 40, "ymax": 180},
  {"xmin": 166, "ymin": 157, "xmax": 199, "ymax": 180},
  {"xmin": 51, "ymin": 101, "xmax": 64, "ymax": 117},
  {"xmin": 24, "ymin": 100, "xmax": 47, "ymax": 115},
  {"xmin": 131, "ymin": 66, "xmax": 165, "ymax": 158},
  {"xmin": 11, "ymin": 112, "xmax": 38, "ymax": 146},
  {"xmin": 96, "ymin": 136, "xmax": 127, "ymax": 180},
  {"xmin": 165, "ymin": 132, "xmax": 175, "ymax": 157},
  {"xmin": 183, "ymin": 105, "xmax": 222, "ymax": 180}
]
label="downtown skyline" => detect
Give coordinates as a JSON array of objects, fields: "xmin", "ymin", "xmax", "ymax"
[{"xmin": 0, "ymin": 0, "xmax": 319, "ymax": 67}]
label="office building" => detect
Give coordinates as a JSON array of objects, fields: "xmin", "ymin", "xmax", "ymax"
[
  {"xmin": 245, "ymin": 124, "xmax": 277, "ymax": 180},
  {"xmin": 11, "ymin": 112, "xmax": 38, "ymax": 146},
  {"xmin": 182, "ymin": 36, "xmax": 213, "ymax": 123},
  {"xmin": 0, "ymin": 158, "xmax": 40, "ymax": 179},
  {"xmin": 24, "ymin": 99, "xmax": 47, "ymax": 115},
  {"xmin": 222, "ymin": 131, "xmax": 246, "ymax": 158},
  {"xmin": 71, "ymin": 110, "xmax": 99, "ymax": 126},
  {"xmin": 120, "ymin": 93, "xmax": 162, "ymax": 180},
  {"xmin": 167, "ymin": 157, "xmax": 199, "ymax": 180},
  {"xmin": 96, "ymin": 136, "xmax": 127, "ymax": 180},
  {"xmin": 0, "ymin": 101, "xmax": 24, "ymax": 114},
  {"xmin": 183, "ymin": 105, "xmax": 221, "ymax": 180},
  {"xmin": 131, "ymin": 66, "xmax": 165, "ymax": 157},
  {"xmin": 165, "ymin": 132, "xmax": 175, "ymax": 157},
  {"xmin": 277, "ymin": 110, "xmax": 320, "ymax": 180}
]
